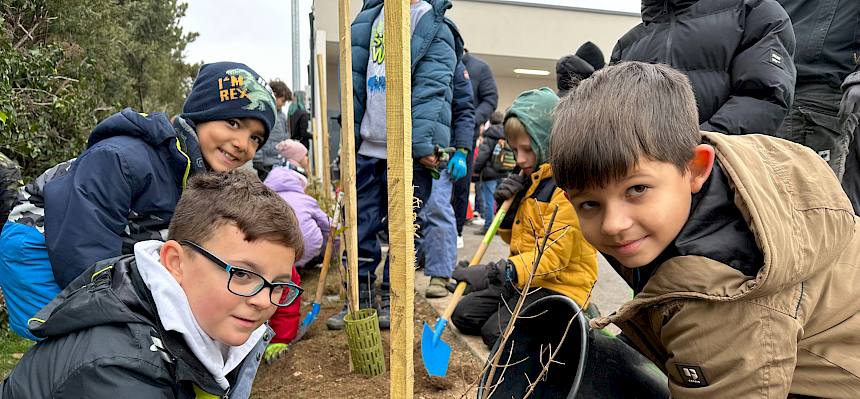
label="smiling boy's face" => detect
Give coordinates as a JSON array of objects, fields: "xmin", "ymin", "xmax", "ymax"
[
  {"xmin": 161, "ymin": 223, "xmax": 295, "ymax": 346},
  {"xmin": 565, "ymin": 145, "xmax": 714, "ymax": 268},
  {"xmin": 197, "ymin": 118, "xmax": 265, "ymax": 172}
]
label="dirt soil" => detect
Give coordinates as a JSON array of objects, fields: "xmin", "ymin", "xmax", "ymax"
[{"xmin": 251, "ymin": 265, "xmax": 483, "ymax": 399}]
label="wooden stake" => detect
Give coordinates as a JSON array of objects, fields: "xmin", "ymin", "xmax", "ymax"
[
  {"xmin": 385, "ymin": 1, "xmax": 414, "ymax": 398},
  {"xmin": 315, "ymin": 53, "xmax": 333, "ymax": 202},
  {"xmin": 338, "ymin": 0, "xmax": 360, "ymax": 315}
]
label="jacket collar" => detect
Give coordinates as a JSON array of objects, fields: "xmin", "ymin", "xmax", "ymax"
[{"xmin": 641, "ymin": 0, "xmax": 700, "ymax": 23}]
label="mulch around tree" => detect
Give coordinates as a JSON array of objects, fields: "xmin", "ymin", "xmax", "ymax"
[{"xmin": 251, "ymin": 265, "xmax": 483, "ymax": 399}]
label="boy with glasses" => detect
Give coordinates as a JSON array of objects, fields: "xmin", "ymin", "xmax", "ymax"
[{"xmin": 1, "ymin": 170, "xmax": 304, "ymax": 399}]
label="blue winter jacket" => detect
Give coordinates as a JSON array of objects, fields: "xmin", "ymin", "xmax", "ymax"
[
  {"xmin": 42, "ymin": 109, "xmax": 204, "ymax": 287},
  {"xmin": 351, "ymin": 0, "xmax": 464, "ymax": 159}
]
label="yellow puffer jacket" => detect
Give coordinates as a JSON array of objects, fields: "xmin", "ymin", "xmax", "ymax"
[{"xmin": 498, "ymin": 164, "xmax": 598, "ymax": 306}]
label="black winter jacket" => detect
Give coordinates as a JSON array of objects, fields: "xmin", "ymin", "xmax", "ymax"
[
  {"xmin": 462, "ymin": 53, "xmax": 499, "ymax": 133},
  {"xmin": 612, "ymin": 0, "xmax": 796, "ymax": 135},
  {"xmin": 0, "ymin": 255, "xmax": 271, "ymax": 399},
  {"xmin": 289, "ymin": 108, "xmax": 311, "ymax": 149},
  {"xmin": 777, "ymin": 0, "xmax": 860, "ymax": 90},
  {"xmin": 473, "ymin": 123, "xmax": 507, "ymax": 181}
]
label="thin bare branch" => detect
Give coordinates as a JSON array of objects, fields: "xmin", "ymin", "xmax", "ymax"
[
  {"xmin": 521, "ymin": 282, "xmax": 597, "ymax": 399},
  {"xmin": 481, "ymin": 205, "xmax": 561, "ymax": 398}
]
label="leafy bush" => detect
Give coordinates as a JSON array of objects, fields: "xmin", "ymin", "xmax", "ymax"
[{"xmin": 0, "ymin": 0, "xmax": 198, "ymax": 180}]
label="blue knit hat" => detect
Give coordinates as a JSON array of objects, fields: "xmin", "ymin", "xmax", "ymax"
[{"xmin": 181, "ymin": 62, "xmax": 277, "ymax": 145}]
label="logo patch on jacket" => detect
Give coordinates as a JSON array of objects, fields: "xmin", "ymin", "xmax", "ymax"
[
  {"xmin": 769, "ymin": 50, "xmax": 783, "ymax": 67},
  {"xmin": 676, "ymin": 363, "xmax": 709, "ymax": 387}
]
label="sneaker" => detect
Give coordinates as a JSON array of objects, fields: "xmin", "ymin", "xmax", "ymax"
[
  {"xmin": 378, "ymin": 282, "xmax": 390, "ymax": 329},
  {"xmin": 471, "ymin": 216, "xmax": 485, "ymax": 226},
  {"xmin": 326, "ymin": 283, "xmax": 375, "ymax": 330},
  {"xmin": 263, "ymin": 343, "xmax": 290, "ymax": 365},
  {"xmin": 425, "ymin": 277, "xmax": 450, "ymax": 298},
  {"xmin": 456, "ymin": 235, "xmax": 464, "ymax": 249}
]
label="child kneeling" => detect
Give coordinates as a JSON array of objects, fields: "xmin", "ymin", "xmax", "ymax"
[
  {"xmin": 0, "ymin": 170, "xmax": 304, "ymax": 399},
  {"xmin": 450, "ymin": 88, "xmax": 598, "ymax": 349},
  {"xmin": 551, "ymin": 61, "xmax": 860, "ymax": 397}
]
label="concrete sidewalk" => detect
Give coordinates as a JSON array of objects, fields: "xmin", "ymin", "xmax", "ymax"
[{"xmin": 413, "ymin": 221, "xmax": 631, "ymax": 363}]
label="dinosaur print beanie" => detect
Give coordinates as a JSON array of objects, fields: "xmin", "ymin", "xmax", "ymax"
[{"xmin": 181, "ymin": 62, "xmax": 277, "ymax": 145}]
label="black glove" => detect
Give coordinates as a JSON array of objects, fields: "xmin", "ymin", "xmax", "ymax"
[
  {"xmin": 450, "ymin": 259, "xmax": 508, "ymax": 293},
  {"xmin": 494, "ymin": 172, "xmax": 529, "ymax": 205}
]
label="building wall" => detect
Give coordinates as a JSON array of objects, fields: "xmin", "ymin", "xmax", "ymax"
[
  {"xmin": 495, "ymin": 75, "xmax": 555, "ymax": 112},
  {"xmin": 313, "ymin": 0, "xmax": 641, "ymax": 121},
  {"xmin": 446, "ymin": 1, "xmax": 639, "ymax": 62}
]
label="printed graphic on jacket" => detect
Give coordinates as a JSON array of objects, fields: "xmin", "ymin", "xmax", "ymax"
[{"xmin": 368, "ymin": 21, "xmax": 386, "ymax": 93}]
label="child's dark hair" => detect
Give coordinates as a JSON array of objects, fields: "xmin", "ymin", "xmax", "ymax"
[
  {"xmin": 168, "ymin": 170, "xmax": 304, "ymax": 259},
  {"xmin": 489, "ymin": 111, "xmax": 504, "ymax": 125},
  {"xmin": 550, "ymin": 61, "xmax": 700, "ymax": 192},
  {"xmin": 269, "ymin": 80, "xmax": 293, "ymax": 101}
]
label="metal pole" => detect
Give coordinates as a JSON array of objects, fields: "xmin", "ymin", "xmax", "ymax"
[{"xmin": 291, "ymin": 0, "xmax": 301, "ymax": 90}]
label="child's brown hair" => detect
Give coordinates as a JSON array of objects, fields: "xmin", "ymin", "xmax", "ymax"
[
  {"xmin": 269, "ymin": 80, "xmax": 293, "ymax": 102},
  {"xmin": 550, "ymin": 61, "xmax": 701, "ymax": 192},
  {"xmin": 168, "ymin": 170, "xmax": 304, "ymax": 259}
]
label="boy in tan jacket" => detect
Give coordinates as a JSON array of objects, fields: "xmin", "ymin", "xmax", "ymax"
[{"xmin": 550, "ymin": 61, "xmax": 860, "ymax": 398}]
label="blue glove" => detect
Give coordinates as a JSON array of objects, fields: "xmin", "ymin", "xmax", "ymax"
[{"xmin": 447, "ymin": 149, "xmax": 468, "ymax": 181}]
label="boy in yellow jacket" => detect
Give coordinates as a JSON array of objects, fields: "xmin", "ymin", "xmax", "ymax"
[
  {"xmin": 450, "ymin": 87, "xmax": 598, "ymax": 349},
  {"xmin": 551, "ymin": 61, "xmax": 860, "ymax": 398}
]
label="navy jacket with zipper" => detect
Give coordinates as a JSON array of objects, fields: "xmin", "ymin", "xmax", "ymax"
[
  {"xmin": 451, "ymin": 60, "xmax": 476, "ymax": 151},
  {"xmin": 351, "ymin": 0, "xmax": 464, "ymax": 159},
  {"xmin": 38, "ymin": 109, "xmax": 204, "ymax": 287},
  {"xmin": 0, "ymin": 255, "xmax": 271, "ymax": 398},
  {"xmin": 462, "ymin": 52, "xmax": 499, "ymax": 131},
  {"xmin": 612, "ymin": 0, "xmax": 796, "ymax": 135}
]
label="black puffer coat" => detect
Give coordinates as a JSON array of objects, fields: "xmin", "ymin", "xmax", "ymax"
[{"xmin": 612, "ymin": 0, "xmax": 796, "ymax": 135}]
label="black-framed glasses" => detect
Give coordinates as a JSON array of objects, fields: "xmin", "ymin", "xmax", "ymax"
[{"xmin": 180, "ymin": 240, "xmax": 303, "ymax": 307}]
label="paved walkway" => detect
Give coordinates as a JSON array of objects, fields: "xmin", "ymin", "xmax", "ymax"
[{"xmin": 413, "ymin": 221, "xmax": 631, "ymax": 362}]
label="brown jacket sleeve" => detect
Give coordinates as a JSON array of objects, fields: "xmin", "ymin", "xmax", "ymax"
[{"xmin": 660, "ymin": 298, "xmax": 801, "ymax": 398}]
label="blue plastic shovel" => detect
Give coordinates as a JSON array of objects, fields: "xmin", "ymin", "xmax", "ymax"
[{"xmin": 421, "ymin": 193, "xmax": 518, "ymax": 377}]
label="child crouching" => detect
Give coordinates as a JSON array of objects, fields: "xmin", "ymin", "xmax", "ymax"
[{"xmin": 1, "ymin": 170, "xmax": 303, "ymax": 399}]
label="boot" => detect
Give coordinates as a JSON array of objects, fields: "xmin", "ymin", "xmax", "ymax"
[
  {"xmin": 326, "ymin": 283, "xmax": 375, "ymax": 330},
  {"xmin": 424, "ymin": 276, "xmax": 450, "ymax": 298},
  {"xmin": 378, "ymin": 282, "xmax": 391, "ymax": 329}
]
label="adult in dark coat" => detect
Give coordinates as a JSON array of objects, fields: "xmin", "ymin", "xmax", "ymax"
[
  {"xmin": 556, "ymin": 42, "xmax": 605, "ymax": 97},
  {"xmin": 612, "ymin": 0, "xmax": 796, "ymax": 136},
  {"xmin": 775, "ymin": 0, "xmax": 860, "ymax": 182},
  {"xmin": 288, "ymin": 91, "xmax": 312, "ymax": 150},
  {"xmin": 453, "ymin": 50, "xmax": 498, "ymax": 239}
]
